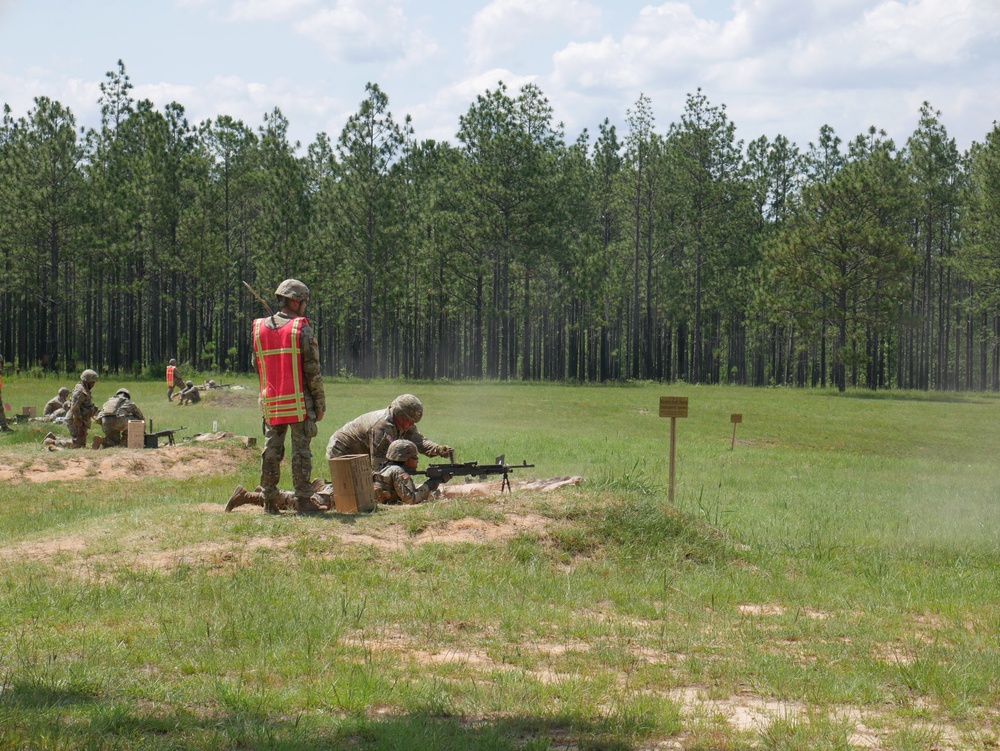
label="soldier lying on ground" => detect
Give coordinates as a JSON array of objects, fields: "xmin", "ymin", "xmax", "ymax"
[
  {"xmin": 373, "ymin": 439, "xmax": 451, "ymax": 505},
  {"xmin": 225, "ymin": 479, "xmax": 329, "ymax": 513},
  {"xmin": 96, "ymin": 388, "xmax": 145, "ymax": 447}
]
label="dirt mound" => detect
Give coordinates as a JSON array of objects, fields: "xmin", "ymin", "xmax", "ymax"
[
  {"xmin": 202, "ymin": 389, "xmax": 256, "ymax": 409},
  {"xmin": 0, "ymin": 443, "xmax": 245, "ymax": 484}
]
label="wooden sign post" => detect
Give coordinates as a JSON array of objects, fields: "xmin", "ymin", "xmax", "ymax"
[
  {"xmin": 658, "ymin": 396, "xmax": 688, "ymax": 501},
  {"xmin": 730, "ymin": 413, "xmax": 742, "ymax": 450}
]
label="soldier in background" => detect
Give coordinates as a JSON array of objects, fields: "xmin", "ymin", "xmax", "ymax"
[
  {"xmin": 372, "ymin": 439, "xmax": 450, "ymax": 505},
  {"xmin": 227, "ymin": 279, "xmax": 326, "ymax": 515},
  {"xmin": 44, "ymin": 369, "xmax": 98, "ymax": 448},
  {"xmin": 178, "ymin": 380, "xmax": 201, "ymax": 405},
  {"xmin": 96, "ymin": 388, "xmax": 145, "ymax": 447},
  {"xmin": 166, "ymin": 358, "xmax": 181, "ymax": 401},
  {"xmin": 325, "ymin": 394, "xmax": 453, "ymax": 472},
  {"xmin": 0, "ymin": 354, "xmax": 10, "ymax": 432},
  {"xmin": 43, "ymin": 387, "xmax": 71, "ymax": 418}
]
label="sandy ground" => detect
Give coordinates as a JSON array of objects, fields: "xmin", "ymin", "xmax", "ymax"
[{"xmin": 0, "ymin": 441, "xmax": 244, "ymax": 484}]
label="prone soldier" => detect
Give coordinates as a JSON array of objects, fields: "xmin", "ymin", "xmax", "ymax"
[{"xmin": 373, "ymin": 439, "xmax": 451, "ymax": 504}]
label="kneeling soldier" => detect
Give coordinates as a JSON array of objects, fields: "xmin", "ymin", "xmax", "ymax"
[
  {"xmin": 373, "ymin": 439, "xmax": 450, "ymax": 505},
  {"xmin": 96, "ymin": 388, "xmax": 145, "ymax": 447},
  {"xmin": 178, "ymin": 380, "xmax": 201, "ymax": 405}
]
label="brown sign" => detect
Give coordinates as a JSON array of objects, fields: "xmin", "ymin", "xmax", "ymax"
[
  {"xmin": 730, "ymin": 413, "xmax": 742, "ymax": 424},
  {"xmin": 659, "ymin": 396, "xmax": 688, "ymax": 419}
]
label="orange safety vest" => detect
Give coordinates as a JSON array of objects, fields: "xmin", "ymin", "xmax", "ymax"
[
  {"xmin": 252, "ymin": 317, "xmax": 307, "ymax": 425},
  {"xmin": 166, "ymin": 365, "xmax": 176, "ymax": 386}
]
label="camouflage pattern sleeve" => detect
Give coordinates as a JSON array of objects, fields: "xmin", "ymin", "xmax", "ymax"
[
  {"xmin": 404, "ymin": 426, "xmax": 448, "ymax": 457},
  {"xmin": 69, "ymin": 384, "xmax": 95, "ymax": 425},
  {"xmin": 368, "ymin": 411, "xmax": 397, "ymax": 469},
  {"xmin": 390, "ymin": 466, "xmax": 432, "ymax": 505},
  {"xmin": 298, "ymin": 320, "xmax": 326, "ymax": 417}
]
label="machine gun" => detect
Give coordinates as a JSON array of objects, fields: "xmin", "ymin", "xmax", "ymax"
[
  {"xmin": 414, "ymin": 455, "xmax": 534, "ymax": 493},
  {"xmin": 144, "ymin": 420, "xmax": 187, "ymax": 448}
]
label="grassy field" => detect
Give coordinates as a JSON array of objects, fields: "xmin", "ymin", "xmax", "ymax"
[{"xmin": 1, "ymin": 375, "xmax": 998, "ymax": 750}]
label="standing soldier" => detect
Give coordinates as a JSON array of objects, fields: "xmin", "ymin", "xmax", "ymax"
[
  {"xmin": 227, "ymin": 279, "xmax": 326, "ymax": 515},
  {"xmin": 0, "ymin": 354, "xmax": 10, "ymax": 432},
  {"xmin": 45, "ymin": 369, "xmax": 98, "ymax": 448},
  {"xmin": 166, "ymin": 358, "xmax": 181, "ymax": 401}
]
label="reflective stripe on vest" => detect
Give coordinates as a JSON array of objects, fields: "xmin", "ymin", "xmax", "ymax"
[{"xmin": 253, "ymin": 317, "xmax": 307, "ymax": 425}]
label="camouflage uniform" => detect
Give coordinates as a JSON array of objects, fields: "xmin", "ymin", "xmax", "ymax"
[
  {"xmin": 324, "ymin": 402, "xmax": 450, "ymax": 471},
  {"xmin": 96, "ymin": 392, "xmax": 145, "ymax": 447},
  {"xmin": 166, "ymin": 360, "xmax": 181, "ymax": 401},
  {"xmin": 178, "ymin": 383, "xmax": 201, "ymax": 405},
  {"xmin": 372, "ymin": 463, "xmax": 439, "ymax": 505},
  {"xmin": 67, "ymin": 377, "xmax": 98, "ymax": 448},
  {"xmin": 255, "ymin": 310, "xmax": 326, "ymax": 505},
  {"xmin": 43, "ymin": 389, "xmax": 70, "ymax": 418}
]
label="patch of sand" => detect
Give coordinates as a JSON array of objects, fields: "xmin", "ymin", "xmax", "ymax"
[
  {"xmin": 335, "ymin": 513, "xmax": 551, "ymax": 551},
  {"xmin": 0, "ymin": 444, "xmax": 244, "ymax": 484}
]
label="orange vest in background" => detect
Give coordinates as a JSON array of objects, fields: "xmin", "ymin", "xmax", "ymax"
[
  {"xmin": 252, "ymin": 317, "xmax": 307, "ymax": 425},
  {"xmin": 166, "ymin": 365, "xmax": 176, "ymax": 386}
]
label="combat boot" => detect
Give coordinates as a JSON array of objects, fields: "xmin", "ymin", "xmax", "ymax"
[
  {"xmin": 225, "ymin": 485, "xmax": 266, "ymax": 512},
  {"xmin": 296, "ymin": 494, "xmax": 327, "ymax": 516}
]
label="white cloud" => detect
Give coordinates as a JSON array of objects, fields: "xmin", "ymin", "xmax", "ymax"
[
  {"xmin": 468, "ymin": 0, "xmax": 603, "ymax": 68},
  {"xmin": 294, "ymin": 0, "xmax": 416, "ymax": 65},
  {"xmin": 228, "ymin": 0, "xmax": 317, "ymax": 22}
]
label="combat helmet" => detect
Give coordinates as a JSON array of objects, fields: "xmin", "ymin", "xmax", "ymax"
[
  {"xmin": 390, "ymin": 394, "xmax": 423, "ymax": 423},
  {"xmin": 116, "ymin": 388, "xmax": 131, "ymax": 398},
  {"xmin": 185, "ymin": 380, "xmax": 193, "ymax": 388},
  {"xmin": 81, "ymin": 369, "xmax": 99, "ymax": 384},
  {"xmin": 387, "ymin": 439, "xmax": 418, "ymax": 463},
  {"xmin": 275, "ymin": 279, "xmax": 309, "ymax": 301},
  {"xmin": 169, "ymin": 358, "xmax": 177, "ymax": 365},
  {"xmin": 58, "ymin": 387, "xmax": 70, "ymax": 398}
]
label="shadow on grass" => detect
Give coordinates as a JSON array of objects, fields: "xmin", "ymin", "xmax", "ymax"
[
  {"xmin": 1, "ymin": 678, "xmax": 99, "ymax": 710},
  {"xmin": 1, "ymin": 698, "xmax": 658, "ymax": 750}
]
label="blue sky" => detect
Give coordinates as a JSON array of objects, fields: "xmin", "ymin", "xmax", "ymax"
[{"xmin": 1, "ymin": 0, "xmax": 998, "ymax": 153}]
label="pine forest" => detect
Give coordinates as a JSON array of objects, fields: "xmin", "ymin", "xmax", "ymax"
[{"xmin": 2, "ymin": 61, "xmax": 1000, "ymax": 392}]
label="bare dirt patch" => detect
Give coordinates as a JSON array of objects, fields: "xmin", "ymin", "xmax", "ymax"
[
  {"xmin": 332, "ymin": 512, "xmax": 552, "ymax": 551},
  {"xmin": 201, "ymin": 389, "xmax": 255, "ymax": 409},
  {"xmin": 0, "ymin": 443, "xmax": 245, "ymax": 484}
]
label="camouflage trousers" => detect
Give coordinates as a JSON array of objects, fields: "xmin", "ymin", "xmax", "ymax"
[
  {"xmin": 260, "ymin": 418, "xmax": 316, "ymax": 500},
  {"xmin": 101, "ymin": 431, "xmax": 124, "ymax": 447},
  {"xmin": 68, "ymin": 419, "xmax": 90, "ymax": 448}
]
